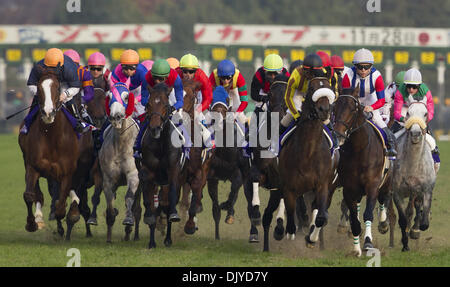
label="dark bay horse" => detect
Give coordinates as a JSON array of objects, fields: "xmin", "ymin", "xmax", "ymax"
[
  {"xmin": 139, "ymin": 82, "xmax": 184, "ymax": 248},
  {"xmin": 246, "ymin": 74, "xmax": 288, "ymax": 244},
  {"xmin": 178, "ymin": 79, "xmax": 214, "ymax": 235},
  {"xmin": 206, "ymin": 93, "xmax": 249, "ymax": 240},
  {"xmin": 332, "ymin": 86, "xmax": 392, "ymax": 257},
  {"xmin": 274, "ymin": 77, "xmax": 336, "ymax": 252},
  {"xmin": 18, "ymin": 69, "xmax": 82, "ymax": 240}
]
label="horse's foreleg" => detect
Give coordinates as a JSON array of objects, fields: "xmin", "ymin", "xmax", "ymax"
[
  {"xmin": 409, "ymin": 196, "xmax": 423, "ymax": 240},
  {"xmin": 123, "ymin": 168, "xmax": 139, "ymax": 226},
  {"xmin": 283, "ymin": 190, "xmax": 297, "ymax": 240},
  {"xmin": 223, "ymin": 171, "xmax": 242, "ymax": 224},
  {"xmin": 76, "ymin": 184, "xmax": 92, "ymax": 237},
  {"xmin": 47, "ymin": 178, "xmax": 58, "ymax": 221},
  {"xmin": 88, "ymin": 172, "xmax": 103, "ymax": 225},
  {"xmin": 243, "ymin": 178, "xmax": 259, "ymax": 242},
  {"xmin": 262, "ymin": 190, "xmax": 282, "ymax": 252},
  {"xmin": 24, "ymin": 166, "xmax": 40, "ymax": 232},
  {"xmin": 344, "ymin": 192, "xmax": 362, "ymax": 257},
  {"xmin": 388, "ymin": 198, "xmax": 396, "ymax": 248},
  {"xmin": 133, "ymin": 184, "xmax": 142, "ymax": 241},
  {"xmin": 34, "ymin": 181, "xmax": 45, "ymax": 229},
  {"xmin": 393, "ymin": 194, "xmax": 409, "ymax": 251},
  {"xmin": 103, "ymin": 179, "xmax": 118, "ymax": 243},
  {"xmin": 337, "ymin": 199, "xmax": 350, "ymax": 234},
  {"xmin": 54, "ymin": 176, "xmax": 72, "ymax": 238},
  {"xmin": 306, "ymin": 185, "xmax": 329, "ymax": 249},
  {"xmin": 362, "ymin": 187, "xmax": 378, "ymax": 251},
  {"xmin": 207, "ymin": 178, "xmax": 221, "ymax": 240}
]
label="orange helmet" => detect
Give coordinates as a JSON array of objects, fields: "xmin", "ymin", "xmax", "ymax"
[
  {"xmin": 44, "ymin": 48, "xmax": 64, "ymax": 67},
  {"xmin": 120, "ymin": 49, "xmax": 139, "ymax": 65},
  {"xmin": 166, "ymin": 57, "xmax": 180, "ymax": 69}
]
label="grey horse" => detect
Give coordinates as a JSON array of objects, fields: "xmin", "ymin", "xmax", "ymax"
[
  {"xmin": 391, "ymin": 101, "xmax": 436, "ymax": 251},
  {"xmin": 99, "ymin": 80, "xmax": 140, "ymax": 243}
]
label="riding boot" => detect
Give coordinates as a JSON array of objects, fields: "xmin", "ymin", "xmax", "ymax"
[
  {"xmin": 68, "ymin": 99, "xmax": 89, "ymax": 133},
  {"xmin": 133, "ymin": 117, "xmax": 149, "ymax": 159},
  {"xmin": 383, "ymin": 127, "xmax": 397, "ymax": 158},
  {"xmin": 280, "ymin": 113, "xmax": 294, "ymax": 135},
  {"xmin": 80, "ymin": 104, "xmax": 94, "ymax": 126},
  {"xmin": 20, "ymin": 95, "xmax": 39, "ymax": 134}
]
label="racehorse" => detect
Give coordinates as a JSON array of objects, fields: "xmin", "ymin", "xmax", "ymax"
[
  {"xmin": 206, "ymin": 89, "xmax": 249, "ymax": 240},
  {"xmin": 275, "ymin": 77, "xmax": 336, "ymax": 252},
  {"xmin": 99, "ymin": 79, "xmax": 140, "ymax": 243},
  {"xmin": 18, "ymin": 68, "xmax": 82, "ymax": 240},
  {"xmin": 245, "ymin": 75, "xmax": 287, "ymax": 245},
  {"xmin": 390, "ymin": 102, "xmax": 436, "ymax": 251},
  {"xmin": 178, "ymin": 79, "xmax": 214, "ymax": 235},
  {"xmin": 332, "ymin": 86, "xmax": 392, "ymax": 257},
  {"xmin": 139, "ymin": 82, "xmax": 185, "ymax": 248}
]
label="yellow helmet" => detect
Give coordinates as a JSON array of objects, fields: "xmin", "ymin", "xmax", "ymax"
[
  {"xmin": 263, "ymin": 54, "xmax": 283, "ymax": 72},
  {"xmin": 166, "ymin": 57, "xmax": 180, "ymax": 69},
  {"xmin": 179, "ymin": 53, "xmax": 199, "ymax": 69},
  {"xmin": 44, "ymin": 48, "xmax": 64, "ymax": 67},
  {"xmin": 120, "ymin": 49, "xmax": 139, "ymax": 65}
]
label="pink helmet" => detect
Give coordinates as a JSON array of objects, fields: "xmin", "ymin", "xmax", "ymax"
[
  {"xmin": 88, "ymin": 52, "xmax": 106, "ymax": 66},
  {"xmin": 63, "ymin": 49, "xmax": 80, "ymax": 64},
  {"xmin": 141, "ymin": 60, "xmax": 154, "ymax": 71}
]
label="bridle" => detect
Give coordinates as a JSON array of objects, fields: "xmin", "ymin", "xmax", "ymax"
[{"xmin": 333, "ymin": 94, "xmax": 367, "ymax": 140}]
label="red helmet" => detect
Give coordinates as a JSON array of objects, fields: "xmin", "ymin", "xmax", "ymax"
[
  {"xmin": 316, "ymin": 51, "xmax": 331, "ymax": 67},
  {"xmin": 331, "ymin": 55, "xmax": 344, "ymax": 69}
]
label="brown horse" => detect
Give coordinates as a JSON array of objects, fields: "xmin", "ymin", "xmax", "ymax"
[
  {"xmin": 19, "ymin": 69, "xmax": 81, "ymax": 240},
  {"xmin": 332, "ymin": 86, "xmax": 392, "ymax": 257},
  {"xmin": 276, "ymin": 77, "xmax": 336, "ymax": 252}
]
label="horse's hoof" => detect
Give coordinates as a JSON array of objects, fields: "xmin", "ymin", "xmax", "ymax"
[
  {"xmin": 184, "ymin": 225, "xmax": 196, "ymax": 235},
  {"xmin": 378, "ymin": 221, "xmax": 389, "ymax": 234},
  {"xmin": 402, "ymin": 246, "xmax": 410, "ymax": 252},
  {"xmin": 305, "ymin": 235, "xmax": 316, "ymax": 249},
  {"xmin": 249, "ymin": 234, "xmax": 259, "ymax": 243},
  {"xmin": 169, "ymin": 213, "xmax": 181, "ymax": 223},
  {"xmin": 25, "ymin": 222, "xmax": 38, "ymax": 233},
  {"xmin": 148, "ymin": 242, "xmax": 156, "ymax": 249},
  {"xmin": 37, "ymin": 221, "xmax": 46, "ymax": 230},
  {"xmin": 86, "ymin": 232, "xmax": 93, "ymax": 238},
  {"xmin": 122, "ymin": 217, "xmax": 135, "ymax": 226},
  {"xmin": 87, "ymin": 217, "xmax": 98, "ymax": 225},
  {"xmin": 164, "ymin": 238, "xmax": 172, "ymax": 247},
  {"xmin": 134, "ymin": 235, "xmax": 140, "ymax": 241},
  {"xmin": 337, "ymin": 224, "xmax": 348, "ymax": 234},
  {"xmin": 363, "ymin": 237, "xmax": 374, "ymax": 251},
  {"xmin": 409, "ymin": 229, "xmax": 420, "ymax": 240},
  {"xmin": 225, "ymin": 215, "xmax": 234, "ymax": 225}
]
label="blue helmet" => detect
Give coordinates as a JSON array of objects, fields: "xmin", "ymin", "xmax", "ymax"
[{"xmin": 217, "ymin": 59, "xmax": 235, "ymax": 77}]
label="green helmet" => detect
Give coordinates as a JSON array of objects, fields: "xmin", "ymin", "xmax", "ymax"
[
  {"xmin": 151, "ymin": 59, "xmax": 170, "ymax": 77},
  {"xmin": 394, "ymin": 71, "xmax": 406, "ymax": 86}
]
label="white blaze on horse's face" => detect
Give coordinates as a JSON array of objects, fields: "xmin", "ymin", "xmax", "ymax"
[
  {"xmin": 41, "ymin": 78, "xmax": 56, "ymax": 124},
  {"xmin": 110, "ymin": 102, "xmax": 126, "ymax": 129}
]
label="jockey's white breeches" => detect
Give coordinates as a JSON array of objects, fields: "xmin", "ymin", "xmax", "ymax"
[{"xmin": 370, "ymin": 109, "xmax": 387, "ymax": 129}]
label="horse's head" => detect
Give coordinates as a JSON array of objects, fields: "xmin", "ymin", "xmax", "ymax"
[
  {"xmin": 332, "ymin": 85, "xmax": 362, "ymax": 145},
  {"xmin": 146, "ymin": 83, "xmax": 171, "ymax": 139},
  {"xmin": 210, "ymin": 86, "xmax": 230, "ymax": 131},
  {"xmin": 305, "ymin": 77, "xmax": 335, "ymax": 122},
  {"xmin": 108, "ymin": 77, "xmax": 131, "ymax": 129},
  {"xmin": 37, "ymin": 68, "xmax": 61, "ymax": 124},
  {"xmin": 182, "ymin": 79, "xmax": 201, "ymax": 117},
  {"xmin": 268, "ymin": 74, "xmax": 288, "ymax": 115},
  {"xmin": 405, "ymin": 102, "xmax": 428, "ymax": 144},
  {"xmin": 87, "ymin": 88, "xmax": 107, "ymax": 128}
]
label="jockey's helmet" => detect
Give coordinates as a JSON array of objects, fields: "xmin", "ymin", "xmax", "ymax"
[
  {"xmin": 263, "ymin": 54, "xmax": 283, "ymax": 72},
  {"xmin": 166, "ymin": 57, "xmax": 180, "ymax": 69},
  {"xmin": 63, "ymin": 49, "xmax": 80, "ymax": 64},
  {"xmin": 404, "ymin": 68, "xmax": 422, "ymax": 85},
  {"xmin": 141, "ymin": 60, "xmax": 154, "ymax": 71},
  {"xmin": 394, "ymin": 71, "xmax": 406, "ymax": 86},
  {"xmin": 120, "ymin": 49, "xmax": 139, "ymax": 65},
  {"xmin": 180, "ymin": 54, "xmax": 200, "ymax": 69},
  {"xmin": 302, "ymin": 53, "xmax": 323, "ymax": 70},
  {"xmin": 44, "ymin": 48, "xmax": 64, "ymax": 67},
  {"xmin": 331, "ymin": 55, "xmax": 345, "ymax": 69},
  {"xmin": 217, "ymin": 59, "xmax": 235, "ymax": 77},
  {"xmin": 316, "ymin": 51, "xmax": 331, "ymax": 67},
  {"xmin": 151, "ymin": 59, "xmax": 171, "ymax": 77},
  {"xmin": 88, "ymin": 52, "xmax": 106, "ymax": 66},
  {"xmin": 352, "ymin": 48, "xmax": 374, "ymax": 64}
]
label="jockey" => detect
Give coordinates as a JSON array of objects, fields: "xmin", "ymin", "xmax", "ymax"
[
  {"xmin": 176, "ymin": 53, "xmax": 213, "ymax": 144},
  {"xmin": 281, "ymin": 53, "xmax": 326, "ymax": 131},
  {"xmin": 166, "ymin": 57, "xmax": 180, "ymax": 69},
  {"xmin": 331, "ymin": 54, "xmax": 348, "ymax": 92},
  {"xmin": 209, "ymin": 59, "xmax": 248, "ymax": 125},
  {"xmin": 110, "ymin": 49, "xmax": 149, "ymax": 121},
  {"xmin": 383, "ymin": 71, "xmax": 405, "ymax": 127},
  {"xmin": 87, "ymin": 51, "xmax": 111, "ymax": 90},
  {"xmin": 133, "ymin": 59, "xmax": 184, "ymax": 159},
  {"xmin": 316, "ymin": 51, "xmax": 340, "ymax": 96},
  {"xmin": 64, "ymin": 49, "xmax": 95, "ymax": 126},
  {"xmin": 20, "ymin": 48, "xmax": 82, "ymax": 134},
  {"xmin": 289, "ymin": 59, "xmax": 303, "ymax": 75},
  {"xmin": 393, "ymin": 68, "xmax": 439, "ymax": 172},
  {"xmin": 342, "ymin": 48, "xmax": 397, "ymax": 158}
]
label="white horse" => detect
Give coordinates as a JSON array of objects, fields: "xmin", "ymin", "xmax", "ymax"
[
  {"xmin": 100, "ymin": 79, "xmax": 140, "ymax": 243},
  {"xmin": 392, "ymin": 101, "xmax": 436, "ymax": 251}
]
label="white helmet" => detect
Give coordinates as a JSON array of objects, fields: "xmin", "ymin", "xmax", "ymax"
[
  {"xmin": 352, "ymin": 48, "xmax": 374, "ymax": 64},
  {"xmin": 403, "ymin": 68, "xmax": 422, "ymax": 85}
]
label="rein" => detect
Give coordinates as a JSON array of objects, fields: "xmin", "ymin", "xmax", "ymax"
[{"xmin": 333, "ymin": 94, "xmax": 367, "ymax": 139}]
